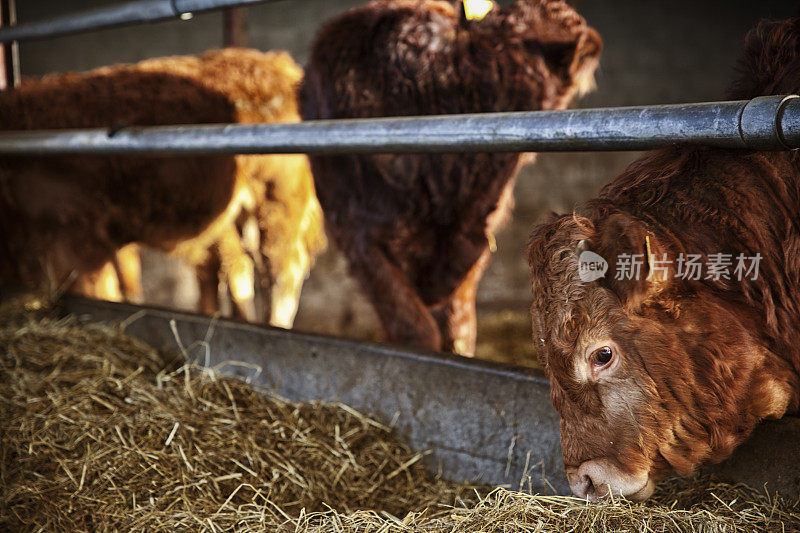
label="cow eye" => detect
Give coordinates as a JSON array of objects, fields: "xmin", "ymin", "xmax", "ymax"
[{"xmin": 593, "ymin": 346, "xmax": 613, "ymax": 366}]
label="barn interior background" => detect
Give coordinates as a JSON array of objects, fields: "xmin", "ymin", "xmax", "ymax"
[
  {"xmin": 4, "ymin": 2, "xmax": 800, "ymax": 528},
  {"xmin": 16, "ymin": 0, "xmax": 797, "ymax": 361}
]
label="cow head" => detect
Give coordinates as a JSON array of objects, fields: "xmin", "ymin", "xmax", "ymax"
[
  {"xmin": 454, "ymin": 0, "xmax": 602, "ymax": 111},
  {"xmin": 527, "ymin": 211, "xmax": 798, "ymax": 500},
  {"xmin": 500, "ymin": 0, "xmax": 602, "ymax": 105}
]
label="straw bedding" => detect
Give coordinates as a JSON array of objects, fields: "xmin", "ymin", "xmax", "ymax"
[{"xmin": 1, "ymin": 293, "xmax": 798, "ymax": 532}]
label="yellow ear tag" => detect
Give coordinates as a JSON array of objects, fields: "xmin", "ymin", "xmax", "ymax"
[
  {"xmin": 463, "ymin": 0, "xmax": 494, "ymax": 21},
  {"xmin": 645, "ymin": 235, "xmax": 654, "ymax": 275}
]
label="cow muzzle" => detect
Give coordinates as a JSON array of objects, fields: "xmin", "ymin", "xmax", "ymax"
[{"xmin": 565, "ymin": 458, "xmax": 654, "ymax": 501}]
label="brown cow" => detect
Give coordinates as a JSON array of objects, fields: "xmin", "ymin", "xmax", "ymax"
[
  {"xmin": 527, "ymin": 18, "xmax": 800, "ymax": 500},
  {"xmin": 301, "ymin": 0, "xmax": 601, "ymax": 355},
  {"xmin": 0, "ymin": 49, "xmax": 326, "ymax": 328}
]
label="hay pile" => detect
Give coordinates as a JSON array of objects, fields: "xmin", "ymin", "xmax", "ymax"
[
  {"xmin": 293, "ymin": 478, "xmax": 800, "ymax": 532},
  {"xmin": 1, "ymin": 293, "xmax": 799, "ymax": 532},
  {"xmin": 0, "ymin": 293, "xmax": 476, "ymax": 530}
]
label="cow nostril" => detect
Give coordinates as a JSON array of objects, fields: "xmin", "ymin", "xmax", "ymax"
[{"xmin": 583, "ymin": 474, "xmax": 597, "ymax": 499}]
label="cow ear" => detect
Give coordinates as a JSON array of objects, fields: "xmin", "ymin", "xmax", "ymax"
[
  {"xmin": 540, "ymin": 27, "xmax": 602, "ymax": 97},
  {"xmin": 541, "ymin": 210, "xmax": 561, "ymax": 225},
  {"xmin": 458, "ymin": 0, "xmax": 495, "ymax": 26},
  {"xmin": 594, "ymin": 212, "xmax": 666, "ymax": 311},
  {"xmin": 569, "ymin": 27, "xmax": 602, "ymax": 97}
]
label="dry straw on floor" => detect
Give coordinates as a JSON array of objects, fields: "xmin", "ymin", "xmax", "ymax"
[{"xmin": 1, "ymin": 293, "xmax": 798, "ymax": 532}]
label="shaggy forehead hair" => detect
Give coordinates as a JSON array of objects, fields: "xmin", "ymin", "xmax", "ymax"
[
  {"xmin": 527, "ymin": 214, "xmax": 596, "ymax": 366},
  {"xmin": 506, "ymin": 0, "xmax": 587, "ymax": 37}
]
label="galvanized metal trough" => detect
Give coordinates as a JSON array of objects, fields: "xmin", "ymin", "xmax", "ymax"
[{"xmin": 58, "ymin": 295, "xmax": 800, "ymax": 498}]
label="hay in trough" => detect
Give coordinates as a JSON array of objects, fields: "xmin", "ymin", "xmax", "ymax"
[
  {"xmin": 0, "ymin": 293, "xmax": 479, "ymax": 531},
  {"xmin": 1, "ymin": 293, "xmax": 799, "ymax": 532}
]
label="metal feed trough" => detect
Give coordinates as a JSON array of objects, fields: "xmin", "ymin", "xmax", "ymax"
[
  {"xmin": 58, "ymin": 296, "xmax": 800, "ymax": 497},
  {"xmin": 1, "ymin": 0, "xmax": 800, "ymax": 499}
]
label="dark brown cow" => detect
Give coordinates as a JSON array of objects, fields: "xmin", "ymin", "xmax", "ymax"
[
  {"xmin": 527, "ymin": 18, "xmax": 800, "ymax": 500},
  {"xmin": 301, "ymin": 0, "xmax": 601, "ymax": 355}
]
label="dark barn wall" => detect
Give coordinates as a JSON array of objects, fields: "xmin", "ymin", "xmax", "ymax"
[
  {"xmin": 16, "ymin": 0, "xmax": 367, "ymax": 74},
  {"xmin": 13, "ymin": 0, "xmax": 798, "ymax": 346}
]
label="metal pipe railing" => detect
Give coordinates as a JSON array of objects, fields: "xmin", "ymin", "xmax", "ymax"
[
  {"xmin": 0, "ymin": 96, "xmax": 798, "ymax": 156},
  {"xmin": 0, "ymin": 0, "xmax": 277, "ymax": 43}
]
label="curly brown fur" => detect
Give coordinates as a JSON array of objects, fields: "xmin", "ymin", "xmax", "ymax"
[
  {"xmin": 0, "ymin": 49, "xmax": 326, "ymax": 326},
  {"xmin": 527, "ymin": 17, "xmax": 800, "ymax": 500},
  {"xmin": 301, "ymin": 0, "xmax": 600, "ymax": 354}
]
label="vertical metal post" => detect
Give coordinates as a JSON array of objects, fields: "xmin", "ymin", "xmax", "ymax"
[
  {"xmin": 0, "ymin": 0, "xmax": 19, "ymax": 90},
  {"xmin": 0, "ymin": 0, "xmax": 5, "ymax": 90},
  {"xmin": 223, "ymin": 6, "xmax": 248, "ymax": 47}
]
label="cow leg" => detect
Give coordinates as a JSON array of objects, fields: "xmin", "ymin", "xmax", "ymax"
[
  {"xmin": 218, "ymin": 226, "xmax": 257, "ymax": 323},
  {"xmin": 346, "ymin": 244, "xmax": 442, "ymax": 351},
  {"xmin": 268, "ymin": 265, "xmax": 304, "ymax": 329},
  {"xmin": 265, "ymin": 219, "xmax": 321, "ymax": 329},
  {"xmin": 269, "ymin": 245, "xmax": 313, "ymax": 329},
  {"xmin": 430, "ymin": 247, "xmax": 492, "ymax": 356},
  {"xmin": 239, "ymin": 214, "xmax": 270, "ymax": 324},
  {"xmin": 196, "ymin": 247, "xmax": 222, "ymax": 316},
  {"xmin": 76, "ymin": 260, "xmax": 123, "ymax": 302},
  {"xmin": 113, "ymin": 243, "xmax": 143, "ymax": 303}
]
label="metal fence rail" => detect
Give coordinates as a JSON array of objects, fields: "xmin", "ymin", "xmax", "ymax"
[
  {"xmin": 0, "ymin": 96, "xmax": 798, "ymax": 156},
  {"xmin": 0, "ymin": 0, "xmax": 278, "ymax": 43}
]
